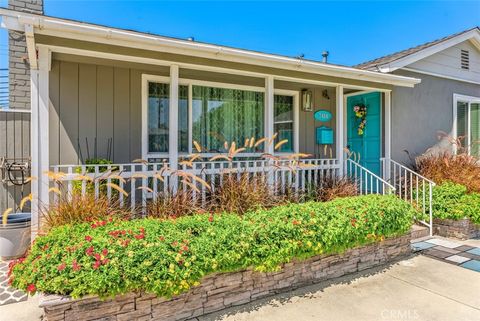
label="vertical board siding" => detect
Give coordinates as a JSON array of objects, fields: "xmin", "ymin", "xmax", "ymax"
[
  {"xmin": 59, "ymin": 61, "xmax": 79, "ymax": 164},
  {"xmin": 113, "ymin": 67, "xmax": 131, "ymax": 162},
  {"xmin": 78, "ymin": 64, "xmax": 97, "ymax": 162},
  {"xmin": 6, "ymin": 113, "xmax": 15, "ymax": 208},
  {"xmin": 129, "ymin": 70, "xmax": 142, "ymax": 160},
  {"xmin": 96, "ymin": 65, "xmax": 114, "ymax": 161},
  {"xmin": 298, "ymin": 87, "xmax": 336, "ymax": 157},
  {"xmin": 49, "ymin": 60, "xmax": 60, "ymax": 165},
  {"xmin": 0, "ymin": 111, "xmax": 31, "ymax": 213},
  {"xmin": 0, "ymin": 112, "xmax": 6, "ymax": 212},
  {"xmin": 49, "ymin": 60, "xmax": 144, "ymax": 165}
]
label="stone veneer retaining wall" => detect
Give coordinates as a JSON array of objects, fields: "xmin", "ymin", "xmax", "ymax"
[
  {"xmin": 39, "ymin": 233, "xmax": 411, "ymax": 321},
  {"xmin": 433, "ymin": 218, "xmax": 480, "ymax": 240}
]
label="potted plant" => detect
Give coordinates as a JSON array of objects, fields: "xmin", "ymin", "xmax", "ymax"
[{"xmin": 0, "ymin": 210, "xmax": 31, "ymax": 259}]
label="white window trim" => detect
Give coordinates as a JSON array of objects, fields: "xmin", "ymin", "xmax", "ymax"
[
  {"xmin": 142, "ymin": 74, "xmax": 299, "ymax": 160},
  {"xmin": 453, "ymin": 93, "xmax": 480, "ymax": 154},
  {"xmin": 272, "ymin": 90, "xmax": 298, "ymax": 154}
]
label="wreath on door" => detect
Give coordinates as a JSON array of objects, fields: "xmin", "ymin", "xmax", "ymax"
[{"xmin": 353, "ymin": 103, "xmax": 367, "ymax": 136}]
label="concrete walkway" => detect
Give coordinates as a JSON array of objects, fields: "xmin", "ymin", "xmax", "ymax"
[
  {"xmin": 1, "ymin": 254, "xmax": 479, "ymax": 321},
  {"xmin": 0, "ymin": 294, "xmax": 42, "ymax": 321},
  {"xmin": 198, "ymin": 255, "xmax": 480, "ymax": 321}
]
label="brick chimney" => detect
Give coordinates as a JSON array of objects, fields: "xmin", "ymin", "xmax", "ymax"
[{"xmin": 8, "ymin": 0, "xmax": 44, "ymax": 109}]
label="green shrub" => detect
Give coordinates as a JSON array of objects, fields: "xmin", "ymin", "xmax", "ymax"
[
  {"xmin": 9, "ymin": 195, "xmax": 414, "ymax": 299},
  {"xmin": 73, "ymin": 158, "xmax": 118, "ymax": 196},
  {"xmin": 430, "ymin": 182, "xmax": 480, "ymax": 224}
]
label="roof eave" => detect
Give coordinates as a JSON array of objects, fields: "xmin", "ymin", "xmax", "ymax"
[
  {"xmin": 374, "ymin": 28, "xmax": 480, "ymax": 73},
  {"xmin": 0, "ymin": 9, "xmax": 420, "ymax": 88}
]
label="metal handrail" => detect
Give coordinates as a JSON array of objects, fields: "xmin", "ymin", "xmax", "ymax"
[
  {"xmin": 345, "ymin": 159, "xmax": 396, "ymax": 195},
  {"xmin": 381, "ymin": 158, "xmax": 435, "ymax": 236},
  {"xmin": 383, "ymin": 158, "xmax": 436, "ymax": 185}
]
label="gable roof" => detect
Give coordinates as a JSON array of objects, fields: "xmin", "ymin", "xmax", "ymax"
[
  {"xmin": 0, "ymin": 8, "xmax": 420, "ymax": 88},
  {"xmin": 356, "ymin": 27, "xmax": 480, "ymax": 72}
]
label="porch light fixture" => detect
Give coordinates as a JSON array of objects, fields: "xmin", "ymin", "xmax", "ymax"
[{"xmin": 302, "ymin": 89, "xmax": 313, "ymax": 111}]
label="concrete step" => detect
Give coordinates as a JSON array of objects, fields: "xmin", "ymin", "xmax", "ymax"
[{"xmin": 411, "ymin": 224, "xmax": 430, "ymax": 242}]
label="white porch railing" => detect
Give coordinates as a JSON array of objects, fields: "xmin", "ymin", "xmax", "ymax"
[
  {"xmin": 50, "ymin": 158, "xmax": 342, "ymax": 214},
  {"xmin": 381, "ymin": 158, "xmax": 435, "ymax": 236},
  {"xmin": 344, "ymin": 159, "xmax": 396, "ymax": 195},
  {"xmin": 51, "ymin": 162, "xmax": 172, "ymax": 212},
  {"xmin": 50, "ymin": 158, "xmax": 424, "ymax": 223}
]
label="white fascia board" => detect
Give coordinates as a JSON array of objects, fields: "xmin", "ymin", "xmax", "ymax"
[
  {"xmin": 378, "ymin": 29, "xmax": 480, "ymax": 72},
  {"xmin": 0, "ymin": 9, "xmax": 420, "ymax": 87}
]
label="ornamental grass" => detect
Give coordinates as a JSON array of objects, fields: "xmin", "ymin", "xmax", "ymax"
[
  {"xmin": 313, "ymin": 176, "xmax": 358, "ymax": 202},
  {"xmin": 209, "ymin": 172, "xmax": 275, "ymax": 215},
  {"xmin": 415, "ymin": 150, "xmax": 480, "ymax": 193},
  {"xmin": 9, "ymin": 195, "xmax": 415, "ymax": 299},
  {"xmin": 147, "ymin": 188, "xmax": 202, "ymax": 219},
  {"xmin": 41, "ymin": 193, "xmax": 131, "ymax": 231}
]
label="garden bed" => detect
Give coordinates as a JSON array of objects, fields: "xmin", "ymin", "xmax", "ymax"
[
  {"xmin": 40, "ymin": 232, "xmax": 412, "ymax": 321},
  {"xmin": 8, "ymin": 195, "xmax": 416, "ymax": 321},
  {"xmin": 433, "ymin": 218, "xmax": 480, "ymax": 240},
  {"xmin": 426, "ymin": 182, "xmax": 480, "ymax": 239}
]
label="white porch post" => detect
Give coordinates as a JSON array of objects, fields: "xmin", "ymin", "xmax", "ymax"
[
  {"xmin": 264, "ymin": 76, "xmax": 275, "ymax": 186},
  {"xmin": 169, "ymin": 65, "xmax": 179, "ymax": 192},
  {"xmin": 264, "ymin": 76, "xmax": 274, "ymax": 154},
  {"xmin": 384, "ymin": 91, "xmax": 392, "ymax": 180},
  {"xmin": 30, "ymin": 47, "xmax": 50, "ymax": 240},
  {"xmin": 336, "ymin": 85, "xmax": 344, "ymax": 175}
]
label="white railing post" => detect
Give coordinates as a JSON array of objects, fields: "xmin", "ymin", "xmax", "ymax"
[
  {"xmin": 169, "ymin": 65, "xmax": 179, "ymax": 193},
  {"xmin": 429, "ymin": 183, "xmax": 434, "ymax": 237},
  {"xmin": 336, "ymin": 85, "xmax": 344, "ymax": 176}
]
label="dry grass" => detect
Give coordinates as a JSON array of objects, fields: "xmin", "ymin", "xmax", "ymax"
[
  {"xmin": 416, "ymin": 151, "xmax": 480, "ymax": 193},
  {"xmin": 313, "ymin": 176, "xmax": 358, "ymax": 202},
  {"xmin": 41, "ymin": 193, "xmax": 131, "ymax": 230},
  {"xmin": 147, "ymin": 188, "xmax": 202, "ymax": 219}
]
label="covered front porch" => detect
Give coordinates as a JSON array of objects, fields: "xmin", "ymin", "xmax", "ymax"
[
  {"xmin": 43, "ymin": 56, "xmax": 394, "ymax": 217},
  {"xmin": 0, "ymin": 9, "xmax": 422, "ymax": 236}
]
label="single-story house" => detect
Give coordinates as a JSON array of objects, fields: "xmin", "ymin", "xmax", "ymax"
[{"xmin": 0, "ymin": 0, "xmax": 475, "ymax": 237}]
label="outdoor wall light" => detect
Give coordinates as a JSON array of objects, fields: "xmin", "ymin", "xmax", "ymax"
[{"xmin": 302, "ymin": 89, "xmax": 313, "ymax": 111}]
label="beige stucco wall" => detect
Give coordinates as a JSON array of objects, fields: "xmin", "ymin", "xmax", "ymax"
[{"xmin": 391, "ymin": 69, "xmax": 480, "ymax": 164}]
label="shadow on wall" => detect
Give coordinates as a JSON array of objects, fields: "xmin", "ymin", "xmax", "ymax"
[{"xmin": 403, "ymin": 132, "xmax": 473, "ymax": 169}]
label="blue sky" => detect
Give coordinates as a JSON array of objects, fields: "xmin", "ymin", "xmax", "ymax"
[{"xmin": 0, "ymin": 0, "xmax": 479, "ymax": 70}]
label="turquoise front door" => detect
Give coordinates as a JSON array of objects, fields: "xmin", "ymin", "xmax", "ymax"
[{"xmin": 346, "ymin": 92, "xmax": 381, "ymax": 175}]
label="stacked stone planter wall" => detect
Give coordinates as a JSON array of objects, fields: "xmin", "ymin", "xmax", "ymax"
[
  {"xmin": 40, "ymin": 233, "xmax": 412, "ymax": 321},
  {"xmin": 433, "ymin": 218, "xmax": 480, "ymax": 240}
]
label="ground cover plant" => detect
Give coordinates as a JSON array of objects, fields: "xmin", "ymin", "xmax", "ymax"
[
  {"xmin": 430, "ymin": 182, "xmax": 480, "ymax": 225},
  {"xmin": 9, "ymin": 195, "xmax": 414, "ymax": 299}
]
